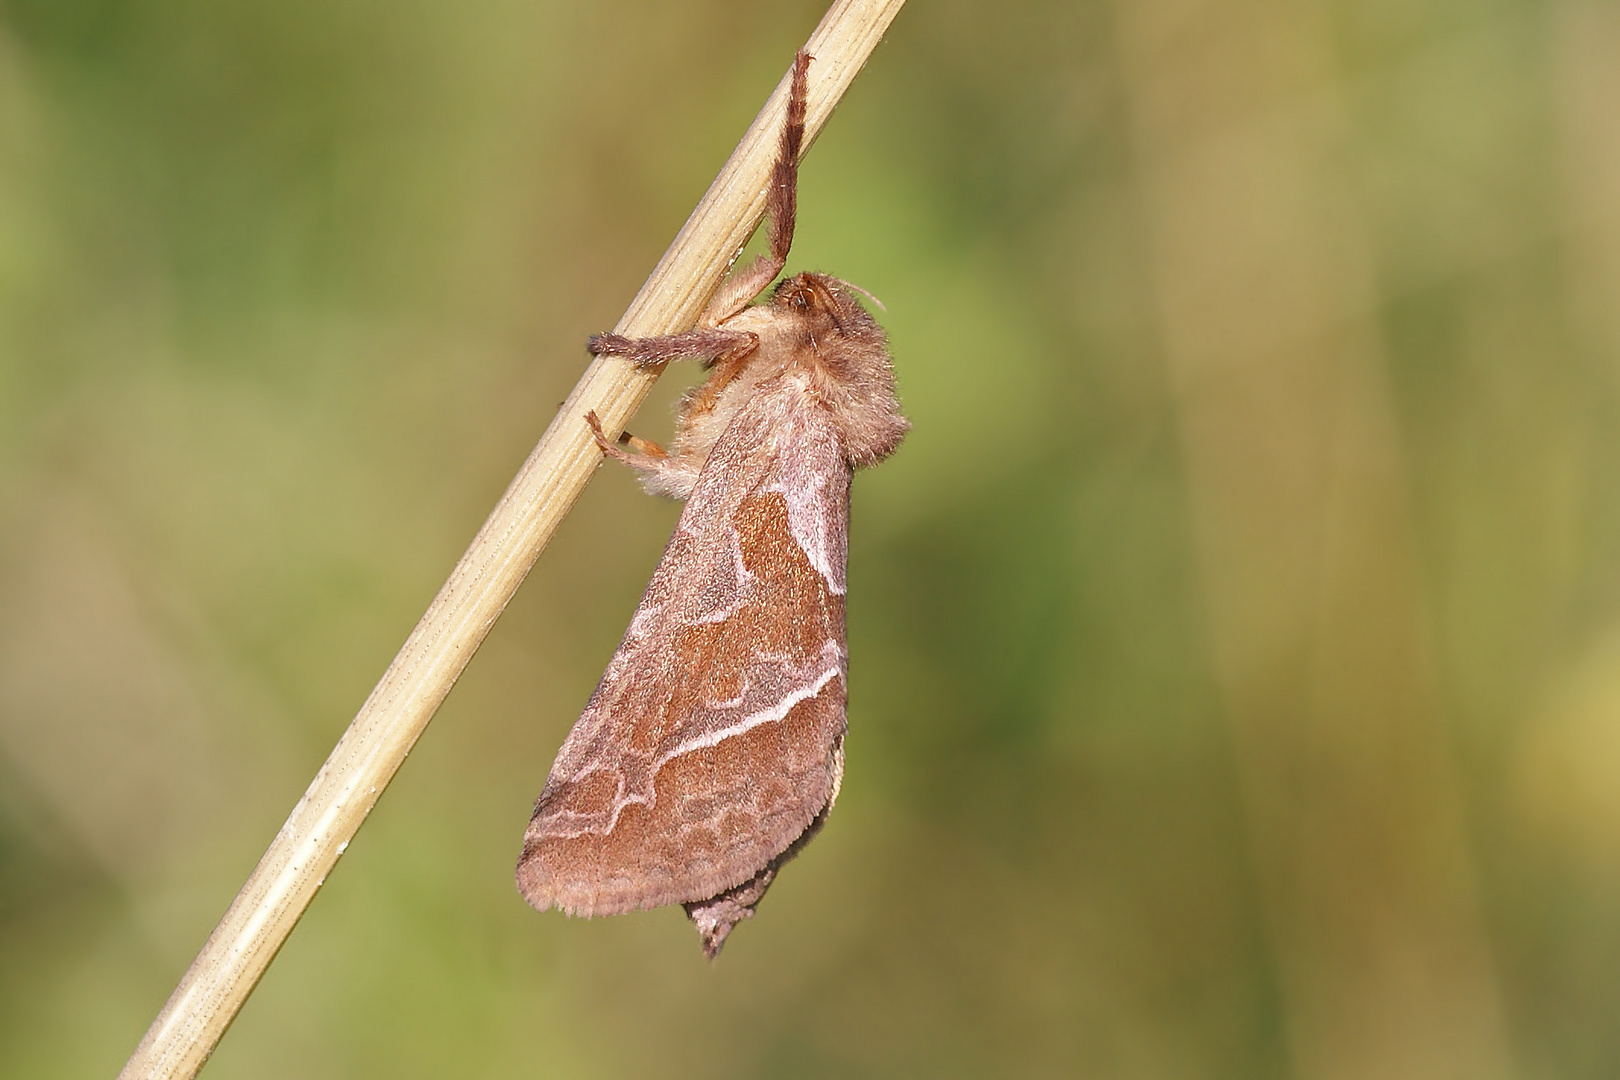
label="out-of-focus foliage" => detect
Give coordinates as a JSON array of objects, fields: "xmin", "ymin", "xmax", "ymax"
[{"xmin": 3, "ymin": 0, "xmax": 1620, "ymax": 1076}]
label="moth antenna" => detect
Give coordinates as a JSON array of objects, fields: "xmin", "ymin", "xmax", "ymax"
[{"xmin": 832, "ymin": 277, "xmax": 886, "ymax": 312}]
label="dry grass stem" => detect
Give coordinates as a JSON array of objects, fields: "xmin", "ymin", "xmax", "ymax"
[{"xmin": 118, "ymin": 2, "xmax": 907, "ymax": 1076}]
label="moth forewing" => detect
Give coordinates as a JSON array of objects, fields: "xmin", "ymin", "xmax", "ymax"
[
  {"xmin": 517, "ymin": 48, "xmax": 906, "ymax": 956},
  {"xmin": 518, "ymin": 390, "xmax": 850, "ymax": 912}
]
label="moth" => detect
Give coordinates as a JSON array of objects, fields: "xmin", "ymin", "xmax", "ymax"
[{"xmin": 516, "ymin": 50, "xmax": 907, "ymax": 957}]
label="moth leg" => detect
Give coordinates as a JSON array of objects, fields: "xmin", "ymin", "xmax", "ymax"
[
  {"xmin": 584, "ymin": 409, "xmax": 656, "ymax": 465},
  {"xmin": 588, "ymin": 327, "xmax": 757, "ymax": 368},
  {"xmin": 584, "ymin": 410, "xmax": 700, "ymax": 498},
  {"xmin": 699, "ymin": 254, "xmax": 783, "ymax": 328},
  {"xmin": 697, "ymin": 49, "xmax": 810, "ymax": 327},
  {"xmin": 679, "ymin": 346, "xmax": 754, "ymax": 418},
  {"xmin": 618, "ymin": 430, "xmax": 668, "ymax": 458}
]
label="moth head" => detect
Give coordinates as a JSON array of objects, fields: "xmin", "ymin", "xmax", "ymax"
[
  {"xmin": 771, "ymin": 272, "xmax": 877, "ymax": 336},
  {"xmin": 771, "ymin": 272, "xmax": 908, "ymax": 468}
]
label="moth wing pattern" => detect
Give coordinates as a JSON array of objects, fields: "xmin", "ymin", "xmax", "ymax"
[{"xmin": 517, "ymin": 375, "xmax": 851, "ymax": 920}]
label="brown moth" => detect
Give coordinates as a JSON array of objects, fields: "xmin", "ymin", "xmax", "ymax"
[{"xmin": 516, "ymin": 50, "xmax": 907, "ymax": 957}]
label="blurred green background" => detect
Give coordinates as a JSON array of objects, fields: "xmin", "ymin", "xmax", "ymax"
[{"xmin": 3, "ymin": 0, "xmax": 1620, "ymax": 1076}]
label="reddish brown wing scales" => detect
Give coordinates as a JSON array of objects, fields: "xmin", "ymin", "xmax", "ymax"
[{"xmin": 517, "ymin": 381, "xmax": 850, "ymax": 917}]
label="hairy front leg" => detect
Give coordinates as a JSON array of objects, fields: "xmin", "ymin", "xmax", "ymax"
[
  {"xmin": 697, "ymin": 49, "xmax": 810, "ymax": 327},
  {"xmin": 588, "ymin": 327, "xmax": 757, "ymax": 368}
]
